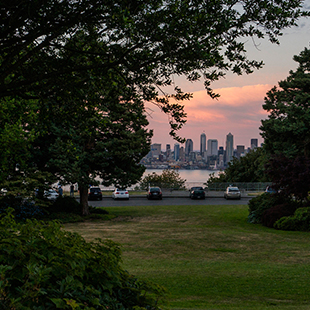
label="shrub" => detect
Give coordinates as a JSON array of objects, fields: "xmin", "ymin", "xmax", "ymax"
[
  {"xmin": 275, "ymin": 207, "xmax": 310, "ymax": 231},
  {"xmin": 247, "ymin": 193, "xmax": 287, "ymax": 224},
  {"xmin": 47, "ymin": 195, "xmax": 81, "ymax": 214},
  {"xmin": 0, "ymin": 195, "xmax": 44, "ymax": 220},
  {"xmin": 261, "ymin": 203, "xmax": 297, "ymax": 228},
  {"xmin": 0, "ymin": 210, "xmax": 165, "ymax": 309}
]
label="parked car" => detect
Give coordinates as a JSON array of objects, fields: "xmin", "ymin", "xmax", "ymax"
[
  {"xmin": 189, "ymin": 187, "xmax": 205, "ymax": 199},
  {"xmin": 44, "ymin": 189, "xmax": 59, "ymax": 201},
  {"xmin": 112, "ymin": 188, "xmax": 129, "ymax": 200},
  {"xmin": 224, "ymin": 186, "xmax": 241, "ymax": 200},
  {"xmin": 88, "ymin": 187, "xmax": 103, "ymax": 201},
  {"xmin": 147, "ymin": 187, "xmax": 162, "ymax": 200},
  {"xmin": 265, "ymin": 186, "xmax": 278, "ymax": 194}
]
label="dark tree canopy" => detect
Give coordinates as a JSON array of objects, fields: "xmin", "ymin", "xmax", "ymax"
[
  {"xmin": 1, "ymin": 0, "xmax": 308, "ymax": 103},
  {"xmin": 260, "ymin": 48, "xmax": 310, "ymax": 157},
  {"xmin": 207, "ymin": 147, "xmax": 268, "ymax": 184},
  {"xmin": 0, "ymin": 0, "xmax": 309, "ymax": 214}
]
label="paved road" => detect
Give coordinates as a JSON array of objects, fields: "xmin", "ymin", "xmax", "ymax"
[{"xmin": 88, "ymin": 196, "xmax": 252, "ymax": 207}]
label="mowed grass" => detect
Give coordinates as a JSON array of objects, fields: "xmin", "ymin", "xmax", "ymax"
[{"xmin": 64, "ymin": 204, "xmax": 310, "ymax": 310}]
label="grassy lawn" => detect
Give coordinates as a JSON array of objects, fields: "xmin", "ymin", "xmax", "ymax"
[{"xmin": 64, "ymin": 204, "xmax": 310, "ymax": 310}]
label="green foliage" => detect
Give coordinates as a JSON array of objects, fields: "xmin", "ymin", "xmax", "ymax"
[
  {"xmin": 47, "ymin": 196, "xmax": 82, "ymax": 214},
  {"xmin": 261, "ymin": 202, "xmax": 298, "ymax": 228},
  {"xmin": 247, "ymin": 193, "xmax": 287, "ymax": 224},
  {"xmin": 139, "ymin": 169, "xmax": 186, "ymax": 190},
  {"xmin": 260, "ymin": 48, "xmax": 310, "ymax": 157},
  {"xmin": 274, "ymin": 207, "xmax": 310, "ymax": 231},
  {"xmin": 0, "ymin": 210, "xmax": 165, "ymax": 309},
  {"xmin": 0, "ymin": 196, "xmax": 44, "ymax": 220},
  {"xmin": 1, "ymin": 1, "xmax": 308, "ymax": 215},
  {"xmin": 208, "ymin": 148, "xmax": 268, "ymax": 184}
]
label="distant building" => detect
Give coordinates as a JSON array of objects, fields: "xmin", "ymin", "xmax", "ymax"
[
  {"xmin": 200, "ymin": 133, "xmax": 206, "ymax": 155},
  {"xmin": 179, "ymin": 146, "xmax": 185, "ymax": 161},
  {"xmin": 185, "ymin": 139, "xmax": 193, "ymax": 156},
  {"xmin": 207, "ymin": 139, "xmax": 218, "ymax": 156},
  {"xmin": 174, "ymin": 143, "xmax": 180, "ymax": 161},
  {"xmin": 236, "ymin": 145, "xmax": 245, "ymax": 158},
  {"xmin": 251, "ymin": 138, "xmax": 258, "ymax": 149},
  {"xmin": 225, "ymin": 133, "xmax": 234, "ymax": 164},
  {"xmin": 166, "ymin": 144, "xmax": 171, "ymax": 157},
  {"xmin": 151, "ymin": 143, "xmax": 161, "ymax": 157},
  {"xmin": 218, "ymin": 146, "xmax": 224, "ymax": 156}
]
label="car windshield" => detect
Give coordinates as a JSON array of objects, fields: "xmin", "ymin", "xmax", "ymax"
[
  {"xmin": 150, "ymin": 188, "xmax": 160, "ymax": 192},
  {"xmin": 116, "ymin": 189, "xmax": 127, "ymax": 191},
  {"xmin": 192, "ymin": 187, "xmax": 203, "ymax": 190},
  {"xmin": 90, "ymin": 188, "xmax": 100, "ymax": 192},
  {"xmin": 228, "ymin": 188, "xmax": 239, "ymax": 192}
]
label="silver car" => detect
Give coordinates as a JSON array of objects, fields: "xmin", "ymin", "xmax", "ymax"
[
  {"xmin": 224, "ymin": 186, "xmax": 241, "ymax": 200},
  {"xmin": 112, "ymin": 188, "xmax": 129, "ymax": 200}
]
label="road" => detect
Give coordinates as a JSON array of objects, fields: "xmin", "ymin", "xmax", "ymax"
[{"xmin": 88, "ymin": 196, "xmax": 252, "ymax": 207}]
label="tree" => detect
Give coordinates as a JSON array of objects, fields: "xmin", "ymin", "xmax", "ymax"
[
  {"xmin": 139, "ymin": 169, "xmax": 186, "ymax": 190},
  {"xmin": 260, "ymin": 48, "xmax": 310, "ymax": 202},
  {"xmin": 260, "ymin": 48, "xmax": 310, "ymax": 157},
  {"xmin": 265, "ymin": 154, "xmax": 310, "ymax": 202},
  {"xmin": 28, "ymin": 38, "xmax": 153, "ymax": 215},
  {"xmin": 1, "ymin": 0, "xmax": 308, "ymax": 138},
  {"xmin": 1, "ymin": 1, "xmax": 308, "ymax": 212},
  {"xmin": 207, "ymin": 147, "xmax": 268, "ymax": 184}
]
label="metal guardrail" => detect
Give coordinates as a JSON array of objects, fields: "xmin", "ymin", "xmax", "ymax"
[{"xmin": 206, "ymin": 182, "xmax": 271, "ymax": 191}]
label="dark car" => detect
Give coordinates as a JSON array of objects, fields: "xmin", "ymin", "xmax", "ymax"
[
  {"xmin": 189, "ymin": 187, "xmax": 206, "ymax": 199},
  {"xmin": 147, "ymin": 187, "xmax": 162, "ymax": 200},
  {"xmin": 88, "ymin": 187, "xmax": 103, "ymax": 201}
]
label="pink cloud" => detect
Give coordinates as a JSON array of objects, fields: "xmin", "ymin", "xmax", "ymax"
[{"xmin": 146, "ymin": 84, "xmax": 272, "ymax": 149}]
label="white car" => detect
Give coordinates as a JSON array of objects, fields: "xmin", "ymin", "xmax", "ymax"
[
  {"xmin": 112, "ymin": 188, "xmax": 129, "ymax": 200},
  {"xmin": 224, "ymin": 186, "xmax": 241, "ymax": 200},
  {"xmin": 44, "ymin": 189, "xmax": 59, "ymax": 200}
]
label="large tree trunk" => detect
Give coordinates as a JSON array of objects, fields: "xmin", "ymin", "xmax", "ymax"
[{"xmin": 79, "ymin": 185, "xmax": 90, "ymax": 216}]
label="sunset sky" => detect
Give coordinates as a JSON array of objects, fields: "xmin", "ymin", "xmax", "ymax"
[{"xmin": 146, "ymin": 1, "xmax": 310, "ymax": 151}]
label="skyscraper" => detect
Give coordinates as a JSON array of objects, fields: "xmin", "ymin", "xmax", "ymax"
[
  {"xmin": 207, "ymin": 139, "xmax": 218, "ymax": 156},
  {"xmin": 174, "ymin": 143, "xmax": 180, "ymax": 161},
  {"xmin": 151, "ymin": 143, "xmax": 161, "ymax": 157},
  {"xmin": 200, "ymin": 133, "xmax": 206, "ymax": 155},
  {"xmin": 185, "ymin": 139, "xmax": 193, "ymax": 156},
  {"xmin": 250, "ymin": 138, "xmax": 258, "ymax": 149},
  {"xmin": 225, "ymin": 132, "xmax": 234, "ymax": 164},
  {"xmin": 166, "ymin": 144, "xmax": 171, "ymax": 157}
]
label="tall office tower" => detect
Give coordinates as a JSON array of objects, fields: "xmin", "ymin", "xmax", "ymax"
[
  {"xmin": 225, "ymin": 132, "xmax": 234, "ymax": 164},
  {"xmin": 179, "ymin": 146, "xmax": 185, "ymax": 161},
  {"xmin": 218, "ymin": 146, "xmax": 224, "ymax": 156},
  {"xmin": 250, "ymin": 138, "xmax": 258, "ymax": 149},
  {"xmin": 166, "ymin": 144, "xmax": 171, "ymax": 157},
  {"xmin": 185, "ymin": 139, "xmax": 193, "ymax": 156},
  {"xmin": 174, "ymin": 143, "xmax": 180, "ymax": 161},
  {"xmin": 151, "ymin": 143, "xmax": 161, "ymax": 157},
  {"xmin": 207, "ymin": 139, "xmax": 218, "ymax": 156},
  {"xmin": 236, "ymin": 145, "xmax": 245, "ymax": 158},
  {"xmin": 200, "ymin": 133, "xmax": 206, "ymax": 155}
]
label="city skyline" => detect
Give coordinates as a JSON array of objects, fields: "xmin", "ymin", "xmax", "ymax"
[
  {"xmin": 145, "ymin": 3, "xmax": 310, "ymax": 148},
  {"xmin": 152, "ymin": 133, "xmax": 260, "ymax": 152}
]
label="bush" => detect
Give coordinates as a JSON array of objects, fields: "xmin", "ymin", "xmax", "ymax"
[
  {"xmin": 0, "ymin": 195, "xmax": 44, "ymax": 220},
  {"xmin": 0, "ymin": 210, "xmax": 165, "ymax": 309},
  {"xmin": 274, "ymin": 207, "xmax": 310, "ymax": 231},
  {"xmin": 47, "ymin": 195, "xmax": 81, "ymax": 214},
  {"xmin": 261, "ymin": 203, "xmax": 297, "ymax": 228},
  {"xmin": 247, "ymin": 193, "xmax": 287, "ymax": 224}
]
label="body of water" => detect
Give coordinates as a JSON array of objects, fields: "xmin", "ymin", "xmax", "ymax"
[{"xmin": 62, "ymin": 169, "xmax": 220, "ymax": 191}]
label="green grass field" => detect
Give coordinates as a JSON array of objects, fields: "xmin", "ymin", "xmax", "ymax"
[{"xmin": 64, "ymin": 204, "xmax": 310, "ymax": 310}]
